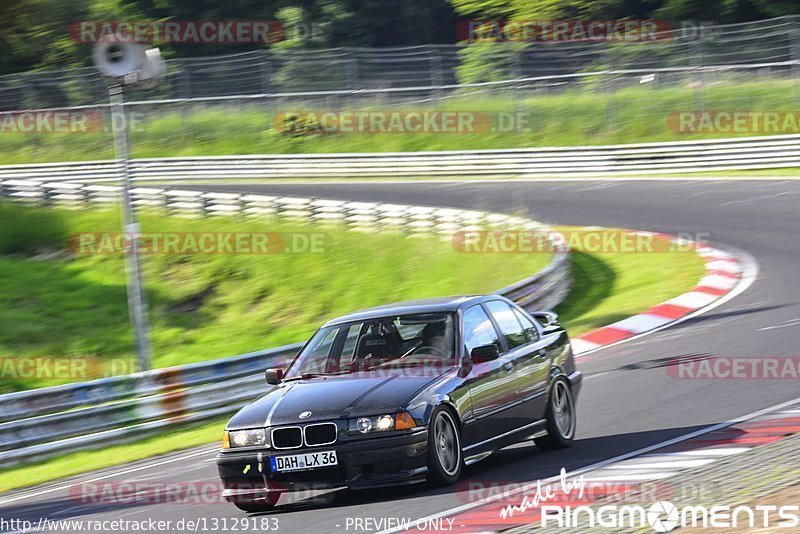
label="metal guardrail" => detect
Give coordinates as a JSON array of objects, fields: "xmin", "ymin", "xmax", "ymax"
[
  {"xmin": 1, "ymin": 135, "xmax": 798, "ymax": 184},
  {"xmin": 0, "ymin": 184, "xmax": 571, "ymax": 466}
]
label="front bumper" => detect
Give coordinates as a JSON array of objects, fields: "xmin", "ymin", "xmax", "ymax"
[{"xmin": 216, "ymin": 428, "xmax": 429, "ymax": 500}]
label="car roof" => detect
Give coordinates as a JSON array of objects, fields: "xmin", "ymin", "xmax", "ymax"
[{"xmin": 322, "ymin": 295, "xmax": 498, "ymax": 326}]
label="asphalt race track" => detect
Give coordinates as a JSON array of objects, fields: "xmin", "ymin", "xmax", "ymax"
[{"xmin": 2, "ymin": 179, "xmax": 799, "ymax": 533}]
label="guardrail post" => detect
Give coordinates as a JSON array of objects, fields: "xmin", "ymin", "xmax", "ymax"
[
  {"xmin": 40, "ymin": 184, "xmax": 53, "ymax": 207},
  {"xmin": 603, "ymin": 47, "xmax": 618, "ymax": 137},
  {"xmin": 429, "ymin": 51, "xmax": 444, "ymax": 103},
  {"xmin": 791, "ymin": 25, "xmax": 800, "ymax": 106},
  {"xmin": 346, "ymin": 50, "xmax": 359, "ymax": 90},
  {"xmin": 161, "ymin": 188, "xmax": 171, "ymax": 214},
  {"xmin": 690, "ymin": 38, "xmax": 706, "ymax": 110},
  {"xmin": 178, "ymin": 63, "xmax": 192, "ymax": 127},
  {"xmin": 259, "ymin": 54, "xmax": 274, "ymax": 125},
  {"xmin": 236, "ymin": 195, "xmax": 248, "ymax": 217},
  {"xmin": 79, "ymin": 183, "xmax": 91, "ymax": 208}
]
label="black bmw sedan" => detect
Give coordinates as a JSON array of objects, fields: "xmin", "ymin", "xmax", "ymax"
[{"xmin": 216, "ymin": 295, "xmax": 582, "ymax": 512}]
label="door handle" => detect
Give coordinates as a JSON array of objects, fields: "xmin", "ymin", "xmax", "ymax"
[
  {"xmin": 535, "ymin": 349, "xmax": 547, "ymax": 358},
  {"xmin": 503, "ymin": 361, "xmax": 514, "ymax": 371}
]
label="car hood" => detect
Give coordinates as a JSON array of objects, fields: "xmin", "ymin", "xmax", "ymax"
[{"xmin": 227, "ymin": 370, "xmax": 448, "ymax": 429}]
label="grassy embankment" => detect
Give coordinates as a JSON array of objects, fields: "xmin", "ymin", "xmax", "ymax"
[
  {"xmin": 0, "ymin": 80, "xmax": 795, "ymax": 164},
  {"xmin": 0, "ymin": 203, "xmax": 705, "ymax": 491}
]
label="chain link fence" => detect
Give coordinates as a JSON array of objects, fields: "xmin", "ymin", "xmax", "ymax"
[{"xmin": 1, "ymin": 16, "xmax": 798, "ymax": 112}]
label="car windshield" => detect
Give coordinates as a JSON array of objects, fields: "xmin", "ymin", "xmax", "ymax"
[{"xmin": 283, "ymin": 313, "xmax": 456, "ymax": 378}]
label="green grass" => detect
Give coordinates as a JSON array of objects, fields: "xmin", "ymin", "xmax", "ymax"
[
  {"xmin": 0, "ymin": 223, "xmax": 705, "ymax": 492},
  {"xmin": 0, "ymin": 80, "xmax": 796, "ymax": 164},
  {"xmin": 556, "ymin": 249, "xmax": 704, "ymax": 336},
  {"xmin": 0, "ymin": 203, "xmax": 552, "ymax": 392},
  {"xmin": 0, "ymin": 417, "xmax": 228, "ymax": 494},
  {"xmin": 651, "ymin": 167, "xmax": 800, "ymax": 178}
]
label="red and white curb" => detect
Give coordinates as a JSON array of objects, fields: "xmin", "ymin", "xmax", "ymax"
[
  {"xmin": 374, "ymin": 396, "xmax": 800, "ymax": 534},
  {"xmin": 569, "ymin": 231, "xmax": 757, "ymax": 357},
  {"xmin": 403, "ymin": 406, "xmax": 800, "ymax": 533}
]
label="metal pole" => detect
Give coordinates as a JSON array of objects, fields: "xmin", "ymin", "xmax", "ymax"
[
  {"xmin": 109, "ymin": 83, "xmax": 153, "ymax": 372},
  {"xmin": 690, "ymin": 38, "xmax": 705, "ymax": 110},
  {"xmin": 604, "ymin": 46, "xmax": 617, "ymax": 137},
  {"xmin": 791, "ymin": 25, "xmax": 800, "ymax": 107}
]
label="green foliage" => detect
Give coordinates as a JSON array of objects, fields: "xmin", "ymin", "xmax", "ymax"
[
  {"xmin": 448, "ymin": 0, "xmax": 799, "ymax": 29},
  {"xmin": 2, "ymin": 1, "xmax": 798, "ymax": 75},
  {"xmin": 0, "ymin": 79, "xmax": 792, "ymax": 162},
  {"xmin": 455, "ymin": 40, "xmax": 526, "ymax": 83},
  {"xmin": 0, "ymin": 201, "xmax": 68, "ymax": 254},
  {"xmin": 0, "ymin": 206, "xmax": 552, "ymax": 392}
]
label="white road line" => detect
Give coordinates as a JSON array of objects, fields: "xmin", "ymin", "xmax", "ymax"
[
  {"xmin": 605, "ymin": 459, "xmax": 715, "ymax": 469},
  {"xmin": 0, "ymin": 446, "xmax": 219, "ymax": 506},
  {"xmin": 375, "ymin": 394, "xmax": 800, "ymax": 534},
  {"xmin": 206, "ymin": 177, "xmax": 800, "ymax": 186},
  {"xmin": 659, "ymin": 448, "xmax": 751, "ymax": 457},
  {"xmin": 758, "ymin": 318, "xmax": 800, "ymax": 331},
  {"xmin": 584, "ymin": 472, "xmax": 678, "ymax": 482}
]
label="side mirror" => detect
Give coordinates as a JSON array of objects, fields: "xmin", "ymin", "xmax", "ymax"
[
  {"xmin": 265, "ymin": 368, "xmax": 284, "ymax": 385},
  {"xmin": 531, "ymin": 311, "xmax": 561, "ymax": 333},
  {"xmin": 470, "ymin": 344, "xmax": 500, "ymax": 363}
]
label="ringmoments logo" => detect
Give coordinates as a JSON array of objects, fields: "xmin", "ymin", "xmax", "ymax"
[
  {"xmin": 502, "ymin": 469, "xmax": 800, "ymax": 531},
  {"xmin": 540, "ymin": 502, "xmax": 800, "ymax": 531}
]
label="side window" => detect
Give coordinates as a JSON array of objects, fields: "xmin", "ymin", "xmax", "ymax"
[
  {"xmin": 485, "ymin": 301, "xmax": 528, "ymax": 350},
  {"xmin": 341, "ymin": 323, "xmax": 364, "ymax": 363},
  {"xmin": 302, "ymin": 327, "xmax": 340, "ymax": 373},
  {"xmin": 513, "ymin": 308, "xmax": 540, "ymax": 343},
  {"xmin": 462, "ymin": 305, "xmax": 501, "ymax": 355}
]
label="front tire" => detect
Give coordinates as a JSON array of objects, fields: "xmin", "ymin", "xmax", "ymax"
[
  {"xmin": 427, "ymin": 407, "xmax": 463, "ymax": 485},
  {"xmin": 534, "ymin": 377, "xmax": 576, "ymax": 451}
]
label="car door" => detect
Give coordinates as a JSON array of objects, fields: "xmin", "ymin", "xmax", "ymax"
[
  {"xmin": 484, "ymin": 300, "xmax": 551, "ymax": 424},
  {"xmin": 461, "ymin": 304, "xmax": 519, "ymax": 443}
]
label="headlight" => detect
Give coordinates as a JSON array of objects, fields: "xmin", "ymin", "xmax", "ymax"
[
  {"xmin": 224, "ymin": 428, "xmax": 267, "ymax": 449},
  {"xmin": 348, "ymin": 412, "xmax": 417, "ymax": 435}
]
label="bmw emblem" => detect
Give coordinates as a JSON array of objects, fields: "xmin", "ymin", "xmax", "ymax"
[{"xmin": 299, "ymin": 411, "xmax": 312, "ymax": 419}]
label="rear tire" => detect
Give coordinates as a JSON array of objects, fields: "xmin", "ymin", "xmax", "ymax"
[
  {"xmin": 534, "ymin": 378, "xmax": 576, "ymax": 451},
  {"xmin": 427, "ymin": 407, "xmax": 463, "ymax": 486}
]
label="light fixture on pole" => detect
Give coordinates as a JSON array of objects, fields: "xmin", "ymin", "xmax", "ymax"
[{"xmin": 92, "ymin": 37, "xmax": 163, "ymax": 372}]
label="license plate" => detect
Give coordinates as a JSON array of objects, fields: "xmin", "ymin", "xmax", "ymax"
[{"xmin": 270, "ymin": 450, "xmax": 338, "ymax": 472}]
